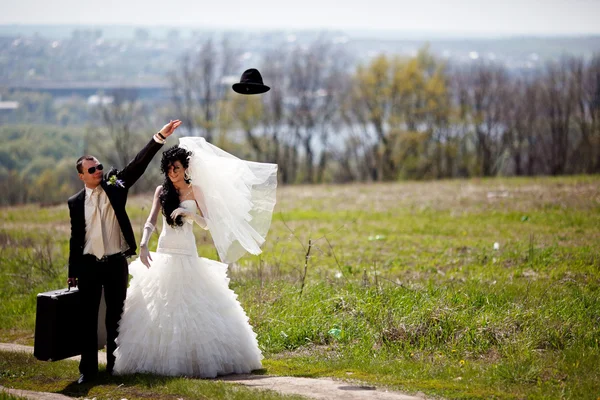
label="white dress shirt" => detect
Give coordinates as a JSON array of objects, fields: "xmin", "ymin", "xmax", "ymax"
[{"xmin": 84, "ymin": 185, "xmax": 124, "ymax": 258}]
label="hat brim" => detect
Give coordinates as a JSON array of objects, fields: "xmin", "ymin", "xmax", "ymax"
[{"xmin": 232, "ymin": 83, "xmax": 271, "ymax": 95}]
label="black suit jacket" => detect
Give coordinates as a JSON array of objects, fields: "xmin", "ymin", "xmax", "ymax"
[{"xmin": 67, "ymin": 138, "xmax": 163, "ymax": 278}]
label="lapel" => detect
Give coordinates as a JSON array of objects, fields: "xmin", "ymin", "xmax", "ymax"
[
  {"xmin": 100, "ymin": 179, "xmax": 127, "ymax": 228},
  {"xmin": 74, "ymin": 188, "xmax": 86, "ymax": 234}
]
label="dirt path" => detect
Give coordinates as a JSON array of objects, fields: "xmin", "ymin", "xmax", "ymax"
[
  {"xmin": 0, "ymin": 343, "xmax": 430, "ymax": 400},
  {"xmin": 0, "ymin": 385, "xmax": 72, "ymax": 400}
]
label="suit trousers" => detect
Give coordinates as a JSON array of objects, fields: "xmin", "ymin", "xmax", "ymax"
[{"xmin": 77, "ymin": 253, "xmax": 128, "ymax": 375}]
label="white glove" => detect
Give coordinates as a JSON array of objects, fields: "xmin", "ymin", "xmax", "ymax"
[
  {"xmin": 139, "ymin": 222, "xmax": 155, "ymax": 268},
  {"xmin": 170, "ymin": 207, "xmax": 208, "ymax": 230}
]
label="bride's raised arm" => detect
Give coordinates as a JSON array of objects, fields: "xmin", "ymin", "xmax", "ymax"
[{"xmin": 139, "ymin": 185, "xmax": 163, "ymax": 268}]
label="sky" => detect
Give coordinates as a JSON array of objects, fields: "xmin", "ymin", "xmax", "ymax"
[{"xmin": 1, "ymin": 0, "xmax": 599, "ymax": 37}]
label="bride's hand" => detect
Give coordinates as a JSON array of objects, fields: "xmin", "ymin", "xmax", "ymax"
[
  {"xmin": 140, "ymin": 245, "xmax": 153, "ymax": 269},
  {"xmin": 170, "ymin": 207, "xmax": 191, "ymax": 220},
  {"xmin": 159, "ymin": 120, "xmax": 182, "ymax": 139}
]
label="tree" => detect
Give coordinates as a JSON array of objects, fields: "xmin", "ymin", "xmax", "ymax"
[
  {"xmin": 259, "ymin": 49, "xmax": 298, "ymax": 183},
  {"xmin": 570, "ymin": 55, "xmax": 600, "ymax": 173},
  {"xmin": 347, "ymin": 54, "xmax": 400, "ymax": 181},
  {"xmin": 229, "ymin": 94, "xmax": 266, "ymax": 159},
  {"xmin": 286, "ymin": 38, "xmax": 348, "ymax": 183},
  {"xmin": 410, "ymin": 49, "xmax": 452, "ymax": 178},
  {"xmin": 169, "ymin": 36, "xmax": 239, "ymax": 143},
  {"xmin": 457, "ymin": 63, "xmax": 510, "ymax": 176},
  {"xmin": 96, "ymin": 88, "xmax": 147, "ymax": 170},
  {"xmin": 347, "ymin": 47, "xmax": 452, "ymax": 180},
  {"xmin": 541, "ymin": 59, "xmax": 574, "ymax": 175}
]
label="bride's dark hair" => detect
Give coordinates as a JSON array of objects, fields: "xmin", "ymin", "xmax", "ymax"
[{"xmin": 160, "ymin": 145, "xmax": 192, "ymax": 227}]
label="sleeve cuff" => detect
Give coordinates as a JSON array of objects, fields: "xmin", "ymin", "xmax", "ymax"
[{"xmin": 153, "ymin": 134, "xmax": 166, "ymax": 144}]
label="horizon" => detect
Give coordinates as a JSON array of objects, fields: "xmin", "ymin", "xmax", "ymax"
[
  {"xmin": 1, "ymin": 0, "xmax": 600, "ymax": 38},
  {"xmin": 1, "ymin": 23, "xmax": 600, "ymax": 41}
]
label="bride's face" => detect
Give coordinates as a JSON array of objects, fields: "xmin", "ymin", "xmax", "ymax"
[{"xmin": 167, "ymin": 160, "xmax": 186, "ymax": 184}]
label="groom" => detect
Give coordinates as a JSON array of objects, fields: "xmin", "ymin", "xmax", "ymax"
[{"xmin": 67, "ymin": 120, "xmax": 181, "ymax": 384}]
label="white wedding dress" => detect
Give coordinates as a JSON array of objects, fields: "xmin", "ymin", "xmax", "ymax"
[{"xmin": 113, "ymin": 200, "xmax": 263, "ymax": 378}]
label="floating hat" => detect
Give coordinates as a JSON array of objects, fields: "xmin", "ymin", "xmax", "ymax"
[{"xmin": 232, "ymin": 68, "xmax": 270, "ymax": 95}]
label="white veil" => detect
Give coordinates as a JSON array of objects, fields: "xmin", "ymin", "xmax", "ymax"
[{"xmin": 179, "ymin": 137, "xmax": 278, "ymax": 264}]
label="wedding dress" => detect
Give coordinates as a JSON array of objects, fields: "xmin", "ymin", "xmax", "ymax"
[
  {"xmin": 113, "ymin": 137, "xmax": 277, "ymax": 378},
  {"xmin": 112, "ymin": 201, "xmax": 263, "ymax": 377}
]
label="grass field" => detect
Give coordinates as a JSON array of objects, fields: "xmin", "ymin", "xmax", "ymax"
[
  {"xmin": 0, "ymin": 391, "xmax": 27, "ymax": 400},
  {"xmin": 1, "ymin": 176, "xmax": 599, "ymax": 399}
]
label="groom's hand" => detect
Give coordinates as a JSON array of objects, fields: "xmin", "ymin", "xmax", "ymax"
[{"xmin": 158, "ymin": 120, "xmax": 182, "ymax": 139}]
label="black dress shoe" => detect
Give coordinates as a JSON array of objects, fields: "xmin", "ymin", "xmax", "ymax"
[{"xmin": 77, "ymin": 373, "xmax": 96, "ymax": 384}]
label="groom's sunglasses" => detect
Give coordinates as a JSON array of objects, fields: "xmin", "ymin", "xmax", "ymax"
[{"xmin": 87, "ymin": 164, "xmax": 104, "ymax": 174}]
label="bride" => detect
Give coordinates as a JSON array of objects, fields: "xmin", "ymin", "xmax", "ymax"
[{"xmin": 113, "ymin": 136, "xmax": 277, "ymax": 378}]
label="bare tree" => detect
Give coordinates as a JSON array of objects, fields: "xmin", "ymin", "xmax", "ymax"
[
  {"xmin": 170, "ymin": 36, "xmax": 239, "ymax": 142},
  {"xmin": 260, "ymin": 49, "xmax": 296, "ymax": 182},
  {"xmin": 501, "ymin": 77, "xmax": 541, "ymax": 176},
  {"xmin": 98, "ymin": 88, "xmax": 146, "ymax": 169},
  {"xmin": 540, "ymin": 59, "xmax": 574, "ymax": 175},
  {"xmin": 570, "ymin": 55, "xmax": 600, "ymax": 173},
  {"xmin": 286, "ymin": 38, "xmax": 347, "ymax": 183},
  {"xmin": 314, "ymin": 47, "xmax": 352, "ymax": 183},
  {"xmin": 459, "ymin": 63, "xmax": 510, "ymax": 176},
  {"xmin": 590, "ymin": 56, "xmax": 600, "ymax": 173}
]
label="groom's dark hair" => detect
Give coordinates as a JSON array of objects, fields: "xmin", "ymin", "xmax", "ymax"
[{"xmin": 76, "ymin": 155, "xmax": 97, "ymax": 174}]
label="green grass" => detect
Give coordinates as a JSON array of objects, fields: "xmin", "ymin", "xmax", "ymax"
[
  {"xmin": 1, "ymin": 176, "xmax": 599, "ymax": 399},
  {"xmin": 0, "ymin": 351, "xmax": 304, "ymax": 400},
  {"xmin": 255, "ymin": 282, "xmax": 600, "ymax": 399}
]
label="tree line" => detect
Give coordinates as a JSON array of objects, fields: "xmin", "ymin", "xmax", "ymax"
[
  {"xmin": 166, "ymin": 39, "xmax": 600, "ymax": 183},
  {"xmin": 1, "ymin": 39, "xmax": 599, "ymax": 205}
]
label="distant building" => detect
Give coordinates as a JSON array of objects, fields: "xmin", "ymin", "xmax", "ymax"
[
  {"xmin": 87, "ymin": 94, "xmax": 113, "ymax": 106},
  {"xmin": 0, "ymin": 96, "xmax": 19, "ymax": 113}
]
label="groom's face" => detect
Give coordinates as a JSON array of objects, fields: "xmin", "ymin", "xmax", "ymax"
[{"xmin": 79, "ymin": 158, "xmax": 103, "ymax": 188}]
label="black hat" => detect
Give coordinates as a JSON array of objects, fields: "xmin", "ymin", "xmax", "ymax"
[{"xmin": 232, "ymin": 68, "xmax": 270, "ymax": 95}]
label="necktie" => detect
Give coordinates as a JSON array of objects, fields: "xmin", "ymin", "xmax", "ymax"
[{"xmin": 90, "ymin": 188, "xmax": 105, "ymax": 259}]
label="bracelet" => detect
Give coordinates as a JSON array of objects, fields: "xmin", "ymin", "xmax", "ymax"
[
  {"xmin": 157, "ymin": 131, "xmax": 166, "ymax": 140},
  {"xmin": 153, "ymin": 134, "xmax": 165, "ymax": 144}
]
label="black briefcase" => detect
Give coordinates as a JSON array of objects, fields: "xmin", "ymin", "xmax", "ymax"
[
  {"xmin": 34, "ymin": 287, "xmax": 83, "ymax": 361},
  {"xmin": 33, "ymin": 287, "xmax": 107, "ymax": 362}
]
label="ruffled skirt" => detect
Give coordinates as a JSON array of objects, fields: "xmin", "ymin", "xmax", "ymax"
[{"xmin": 113, "ymin": 252, "xmax": 263, "ymax": 377}]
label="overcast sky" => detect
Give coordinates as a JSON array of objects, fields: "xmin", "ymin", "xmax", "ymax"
[{"xmin": 1, "ymin": 0, "xmax": 599, "ymax": 36}]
